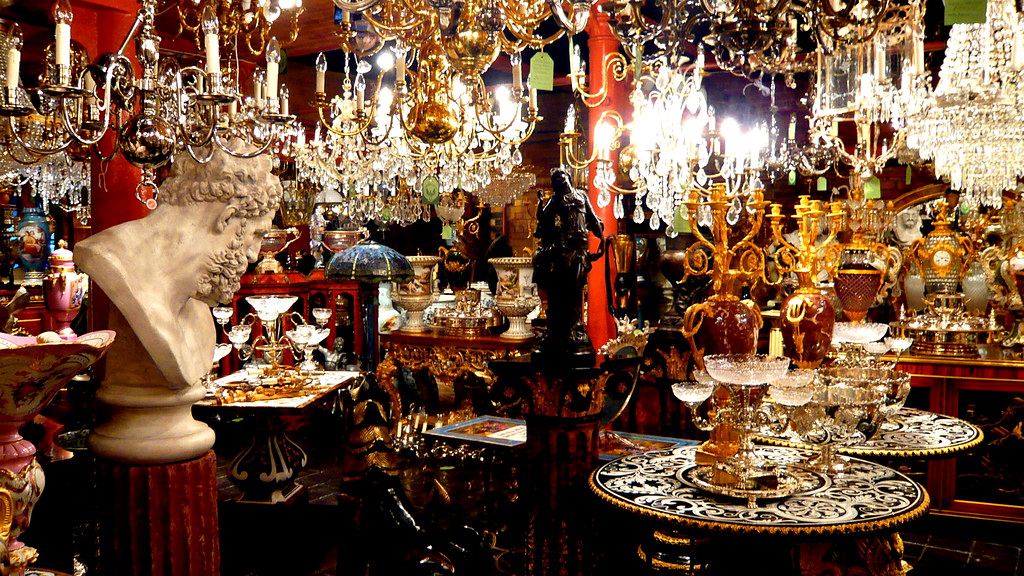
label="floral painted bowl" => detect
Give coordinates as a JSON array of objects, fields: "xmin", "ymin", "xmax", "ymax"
[{"xmin": 0, "ymin": 330, "xmax": 116, "ymax": 421}]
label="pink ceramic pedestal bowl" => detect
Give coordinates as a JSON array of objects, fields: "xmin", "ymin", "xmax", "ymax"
[{"xmin": 0, "ymin": 330, "xmax": 115, "ymax": 573}]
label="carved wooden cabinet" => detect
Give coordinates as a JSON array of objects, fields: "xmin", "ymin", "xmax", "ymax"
[{"xmin": 219, "ymin": 272, "xmax": 374, "ymax": 375}]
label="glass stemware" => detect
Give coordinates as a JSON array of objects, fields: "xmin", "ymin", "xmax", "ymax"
[
  {"xmin": 312, "ymin": 307, "xmax": 332, "ymax": 327},
  {"xmin": 671, "ymin": 380, "xmax": 716, "ymax": 431}
]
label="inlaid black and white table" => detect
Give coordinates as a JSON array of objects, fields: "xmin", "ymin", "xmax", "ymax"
[
  {"xmin": 757, "ymin": 407, "xmax": 984, "ymax": 458},
  {"xmin": 589, "ymin": 444, "xmax": 930, "ymax": 576}
]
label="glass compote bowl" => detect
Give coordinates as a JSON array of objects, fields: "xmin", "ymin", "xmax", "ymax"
[
  {"xmin": 767, "ymin": 369, "xmax": 816, "ymax": 409},
  {"xmin": 295, "ymin": 327, "xmax": 331, "ymax": 372},
  {"xmin": 690, "ymin": 354, "xmax": 794, "ymax": 505},
  {"xmin": 246, "ymin": 295, "xmax": 299, "ymax": 322},
  {"xmin": 788, "ymin": 384, "xmax": 886, "ymax": 474},
  {"xmin": 832, "ymin": 321, "xmax": 889, "ymax": 366},
  {"xmin": 883, "ymin": 336, "xmax": 914, "ymax": 367},
  {"xmin": 818, "ymin": 365, "xmax": 913, "ymax": 421}
]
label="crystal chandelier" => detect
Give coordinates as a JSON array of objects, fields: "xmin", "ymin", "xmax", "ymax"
[
  {"xmin": 802, "ymin": 0, "xmax": 929, "ymax": 179},
  {"xmin": 596, "ymin": 0, "xmax": 902, "ymax": 79},
  {"xmin": 0, "ymin": 150, "xmax": 90, "ymax": 217},
  {"xmin": 903, "ymin": 0, "xmax": 1024, "ymax": 208},
  {"xmin": 579, "ymin": 55, "xmax": 771, "ymax": 237},
  {"xmin": 0, "ymin": 0, "xmax": 301, "ymax": 206}
]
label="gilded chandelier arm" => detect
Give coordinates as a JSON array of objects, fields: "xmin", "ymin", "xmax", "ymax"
[{"xmin": 570, "ymin": 51, "xmax": 629, "ymax": 108}]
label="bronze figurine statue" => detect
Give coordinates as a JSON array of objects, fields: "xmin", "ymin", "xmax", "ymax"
[{"xmin": 532, "ymin": 167, "xmax": 604, "ymax": 364}]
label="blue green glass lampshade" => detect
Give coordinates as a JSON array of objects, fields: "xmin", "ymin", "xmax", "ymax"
[{"xmin": 326, "ymin": 239, "xmax": 414, "ymax": 285}]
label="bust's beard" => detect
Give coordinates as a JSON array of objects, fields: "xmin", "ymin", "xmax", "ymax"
[{"xmin": 194, "ymin": 233, "xmax": 250, "ymax": 306}]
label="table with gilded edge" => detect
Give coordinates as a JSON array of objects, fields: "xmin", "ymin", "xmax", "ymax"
[
  {"xmin": 589, "ymin": 444, "xmax": 929, "ymax": 576},
  {"xmin": 377, "ymin": 331, "xmax": 534, "ymax": 413},
  {"xmin": 756, "ymin": 407, "xmax": 984, "ymax": 458},
  {"xmin": 195, "ymin": 370, "xmax": 359, "ymax": 504}
]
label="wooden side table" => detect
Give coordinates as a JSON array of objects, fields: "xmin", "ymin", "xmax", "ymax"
[{"xmin": 195, "ymin": 370, "xmax": 359, "ymax": 504}]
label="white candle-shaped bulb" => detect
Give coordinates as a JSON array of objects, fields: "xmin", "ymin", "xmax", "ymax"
[
  {"xmin": 6, "ymin": 23, "xmax": 22, "ymax": 90},
  {"xmin": 511, "ymin": 51, "xmax": 522, "ymax": 92},
  {"xmin": 396, "ymin": 48, "xmax": 406, "ymax": 86},
  {"xmin": 254, "ymin": 68, "xmax": 265, "ymax": 103},
  {"xmin": 265, "ymin": 37, "xmax": 280, "ymax": 100},
  {"xmin": 873, "ymin": 41, "xmax": 886, "ymax": 81},
  {"xmin": 788, "ymin": 115, "xmax": 796, "ymax": 141},
  {"xmin": 341, "ymin": 9, "xmax": 351, "ymax": 23},
  {"xmin": 315, "ymin": 52, "xmax": 327, "ymax": 93},
  {"xmin": 1014, "ymin": 27, "xmax": 1024, "ymax": 71},
  {"xmin": 280, "ymin": 85, "xmax": 289, "ymax": 115},
  {"xmin": 53, "ymin": 0, "xmax": 74, "ymax": 70},
  {"xmin": 913, "ymin": 35, "xmax": 924, "ymax": 74},
  {"xmin": 202, "ymin": 5, "xmax": 220, "ymax": 76}
]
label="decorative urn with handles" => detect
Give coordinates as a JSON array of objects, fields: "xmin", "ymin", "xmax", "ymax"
[{"xmin": 42, "ymin": 240, "xmax": 88, "ymax": 339}]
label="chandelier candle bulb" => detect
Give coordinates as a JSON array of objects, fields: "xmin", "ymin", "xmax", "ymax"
[
  {"xmin": 254, "ymin": 68, "xmax": 265, "ymax": 104},
  {"xmin": 788, "ymin": 116, "xmax": 796, "ymax": 141},
  {"xmin": 315, "ymin": 52, "xmax": 326, "ymax": 93},
  {"xmin": 53, "ymin": 0, "xmax": 73, "ymax": 70},
  {"xmin": 512, "ymin": 52, "xmax": 523, "ymax": 92},
  {"xmin": 202, "ymin": 5, "xmax": 220, "ymax": 76},
  {"xmin": 5, "ymin": 24, "xmax": 20, "ymax": 90},
  {"xmin": 280, "ymin": 85, "xmax": 289, "ymax": 115},
  {"xmin": 1013, "ymin": 28, "xmax": 1024, "ymax": 70},
  {"xmin": 396, "ymin": 50, "xmax": 405, "ymax": 86},
  {"xmin": 265, "ymin": 37, "xmax": 280, "ymax": 101},
  {"xmin": 913, "ymin": 36, "xmax": 924, "ymax": 73},
  {"xmin": 874, "ymin": 42, "xmax": 886, "ymax": 80}
]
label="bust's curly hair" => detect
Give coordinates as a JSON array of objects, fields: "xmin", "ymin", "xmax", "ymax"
[{"xmin": 158, "ymin": 144, "xmax": 282, "ymax": 220}]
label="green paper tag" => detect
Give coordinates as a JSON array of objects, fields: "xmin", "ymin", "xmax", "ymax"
[
  {"xmin": 441, "ymin": 224, "xmax": 454, "ymax": 240},
  {"xmin": 864, "ymin": 176, "xmax": 882, "ymax": 199},
  {"xmin": 905, "ymin": 165, "xmax": 912, "ymax": 185},
  {"xmin": 945, "ymin": 0, "xmax": 987, "ymax": 25},
  {"xmin": 422, "ymin": 176, "xmax": 440, "ymax": 204},
  {"xmin": 382, "ymin": 206, "xmax": 392, "ymax": 222},
  {"xmin": 530, "ymin": 51, "xmax": 554, "ymax": 91},
  {"xmin": 961, "ymin": 202, "xmax": 971, "ymax": 215},
  {"xmin": 674, "ymin": 206, "xmax": 691, "ymax": 234},
  {"xmin": 788, "ymin": 170, "xmax": 797, "ymax": 186},
  {"xmin": 816, "ymin": 176, "xmax": 828, "ymax": 192}
]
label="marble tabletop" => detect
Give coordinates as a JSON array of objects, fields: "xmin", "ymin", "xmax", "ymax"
[
  {"xmin": 590, "ymin": 444, "xmax": 929, "ymax": 536},
  {"xmin": 757, "ymin": 407, "xmax": 983, "ymax": 458}
]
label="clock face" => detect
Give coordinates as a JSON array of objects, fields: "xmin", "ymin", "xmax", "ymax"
[{"xmin": 932, "ymin": 249, "xmax": 953, "ymax": 268}]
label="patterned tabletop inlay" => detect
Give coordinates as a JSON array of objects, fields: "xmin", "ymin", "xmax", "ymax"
[
  {"xmin": 759, "ymin": 407, "xmax": 983, "ymax": 457},
  {"xmin": 590, "ymin": 445, "xmax": 929, "ymax": 535}
]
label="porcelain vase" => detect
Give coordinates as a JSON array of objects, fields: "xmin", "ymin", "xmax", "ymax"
[
  {"xmin": 42, "ymin": 241, "xmax": 88, "ymax": 339},
  {"xmin": 14, "ymin": 207, "xmax": 49, "ymax": 287},
  {"xmin": 393, "ymin": 255, "xmax": 440, "ymax": 332}
]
